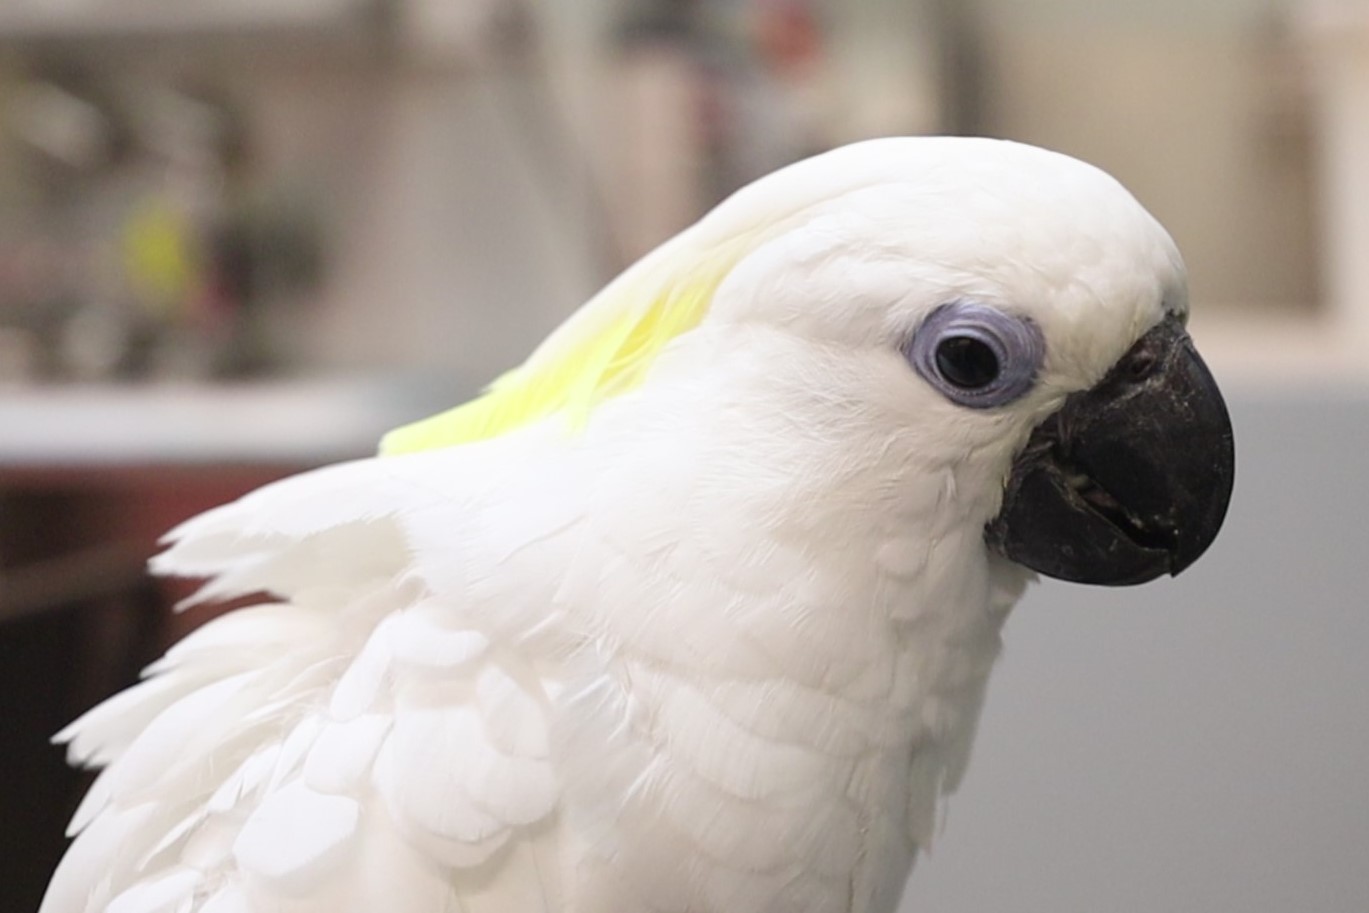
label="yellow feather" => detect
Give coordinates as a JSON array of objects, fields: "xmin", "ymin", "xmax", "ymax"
[{"xmin": 379, "ymin": 236, "xmax": 754, "ymax": 455}]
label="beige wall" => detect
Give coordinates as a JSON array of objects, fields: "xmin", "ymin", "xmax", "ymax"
[{"xmin": 978, "ymin": 20, "xmax": 1320, "ymax": 314}]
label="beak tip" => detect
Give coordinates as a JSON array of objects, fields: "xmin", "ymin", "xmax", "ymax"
[{"xmin": 1167, "ymin": 549, "xmax": 1198, "ymax": 578}]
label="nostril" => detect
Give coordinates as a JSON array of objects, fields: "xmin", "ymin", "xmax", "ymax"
[{"xmin": 1125, "ymin": 348, "xmax": 1158, "ymax": 380}]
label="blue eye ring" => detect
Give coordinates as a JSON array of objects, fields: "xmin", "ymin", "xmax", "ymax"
[{"xmin": 904, "ymin": 302, "xmax": 1045, "ymax": 409}]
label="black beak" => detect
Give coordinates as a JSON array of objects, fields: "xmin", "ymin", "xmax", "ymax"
[{"xmin": 986, "ymin": 316, "xmax": 1234, "ymax": 586}]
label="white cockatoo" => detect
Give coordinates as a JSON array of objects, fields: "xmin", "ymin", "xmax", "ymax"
[{"xmin": 41, "ymin": 137, "xmax": 1233, "ymax": 913}]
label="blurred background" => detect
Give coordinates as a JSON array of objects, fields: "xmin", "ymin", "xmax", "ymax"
[{"xmin": 0, "ymin": 0, "xmax": 1365, "ymax": 911}]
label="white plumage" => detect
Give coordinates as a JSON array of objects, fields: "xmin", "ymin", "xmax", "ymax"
[{"xmin": 43, "ymin": 137, "xmax": 1194, "ymax": 913}]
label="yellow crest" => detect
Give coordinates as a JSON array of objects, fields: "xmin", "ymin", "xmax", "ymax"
[{"xmin": 380, "ymin": 236, "xmax": 755, "ymax": 455}]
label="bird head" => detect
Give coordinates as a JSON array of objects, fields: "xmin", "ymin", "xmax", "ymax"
[{"xmin": 385, "ymin": 137, "xmax": 1234, "ymax": 586}]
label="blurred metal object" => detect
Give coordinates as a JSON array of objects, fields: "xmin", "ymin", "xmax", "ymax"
[
  {"xmin": 8, "ymin": 80, "xmax": 116, "ymax": 172},
  {"xmin": 395, "ymin": 0, "xmax": 529, "ymax": 66},
  {"xmin": 56, "ymin": 301, "xmax": 131, "ymax": 382},
  {"xmin": 0, "ymin": 326, "xmax": 42, "ymax": 384}
]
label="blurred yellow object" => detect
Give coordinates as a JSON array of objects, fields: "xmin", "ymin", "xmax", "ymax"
[{"xmin": 122, "ymin": 201, "xmax": 199, "ymax": 319}]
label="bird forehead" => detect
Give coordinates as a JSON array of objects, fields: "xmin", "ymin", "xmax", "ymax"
[
  {"xmin": 715, "ymin": 136, "xmax": 1157, "ymax": 237},
  {"xmin": 711, "ymin": 169, "xmax": 1183, "ymax": 354}
]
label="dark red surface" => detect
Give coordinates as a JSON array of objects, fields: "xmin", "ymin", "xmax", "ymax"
[{"xmin": 0, "ymin": 461, "xmax": 304, "ymax": 911}]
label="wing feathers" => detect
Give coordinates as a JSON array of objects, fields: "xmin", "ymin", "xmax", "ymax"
[
  {"xmin": 45, "ymin": 446, "xmax": 571, "ymax": 913},
  {"xmin": 302, "ymin": 714, "xmax": 390, "ymax": 796},
  {"xmin": 232, "ymin": 782, "xmax": 361, "ymax": 893},
  {"xmin": 104, "ymin": 866, "xmax": 201, "ymax": 913}
]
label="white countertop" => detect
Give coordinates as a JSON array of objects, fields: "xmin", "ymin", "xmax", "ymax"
[{"xmin": 0, "ymin": 375, "xmax": 460, "ymax": 468}]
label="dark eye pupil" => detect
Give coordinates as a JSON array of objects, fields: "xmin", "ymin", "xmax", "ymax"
[{"xmin": 935, "ymin": 336, "xmax": 1000, "ymax": 389}]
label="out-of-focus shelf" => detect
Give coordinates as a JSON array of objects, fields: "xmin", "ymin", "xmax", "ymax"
[
  {"xmin": 0, "ymin": 0, "xmax": 377, "ymax": 44},
  {"xmin": 0, "ymin": 376, "xmax": 459, "ymax": 469}
]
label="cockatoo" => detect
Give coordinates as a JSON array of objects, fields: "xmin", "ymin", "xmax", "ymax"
[{"xmin": 41, "ymin": 137, "xmax": 1234, "ymax": 913}]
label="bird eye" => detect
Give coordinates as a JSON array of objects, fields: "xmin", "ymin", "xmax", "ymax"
[
  {"xmin": 935, "ymin": 336, "xmax": 1000, "ymax": 389},
  {"xmin": 905, "ymin": 303, "xmax": 1045, "ymax": 408}
]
